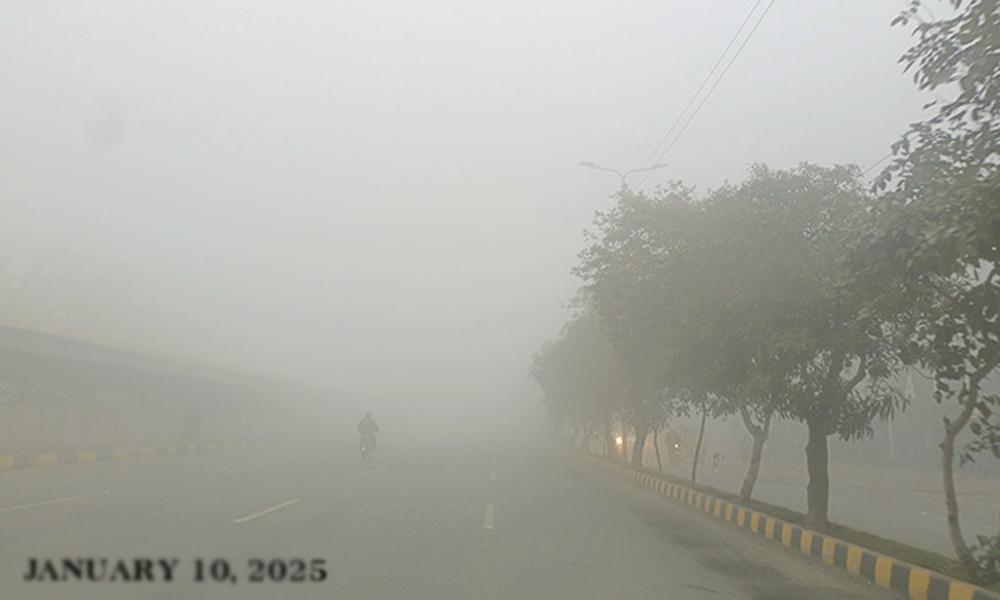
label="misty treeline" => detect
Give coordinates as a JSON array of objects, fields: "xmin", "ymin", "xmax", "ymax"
[{"xmin": 531, "ymin": 0, "xmax": 999, "ymax": 583}]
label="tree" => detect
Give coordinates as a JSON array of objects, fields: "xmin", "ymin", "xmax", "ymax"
[
  {"xmin": 530, "ymin": 310, "xmax": 625, "ymax": 456},
  {"xmin": 669, "ymin": 187, "xmax": 791, "ymax": 499},
  {"xmin": 854, "ymin": 0, "xmax": 1000, "ymax": 581},
  {"xmin": 572, "ymin": 164, "xmax": 906, "ymax": 525},
  {"xmin": 708, "ymin": 164, "xmax": 904, "ymax": 529},
  {"xmin": 575, "ymin": 182, "xmax": 778, "ymax": 490},
  {"xmin": 619, "ymin": 362, "xmax": 683, "ymax": 467},
  {"xmin": 575, "ymin": 183, "xmax": 710, "ymax": 471}
]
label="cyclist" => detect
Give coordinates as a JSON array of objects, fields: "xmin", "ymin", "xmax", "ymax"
[{"xmin": 357, "ymin": 411, "xmax": 380, "ymax": 460}]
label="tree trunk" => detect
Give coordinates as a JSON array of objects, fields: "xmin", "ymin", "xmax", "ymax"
[
  {"xmin": 652, "ymin": 425, "xmax": 663, "ymax": 473},
  {"xmin": 940, "ymin": 376, "xmax": 980, "ymax": 579},
  {"xmin": 604, "ymin": 416, "xmax": 615, "ymax": 458},
  {"xmin": 738, "ymin": 404, "xmax": 772, "ymax": 503},
  {"xmin": 740, "ymin": 433, "xmax": 767, "ymax": 503},
  {"xmin": 805, "ymin": 419, "xmax": 830, "ymax": 530},
  {"xmin": 631, "ymin": 421, "xmax": 649, "ymax": 466},
  {"xmin": 620, "ymin": 422, "xmax": 629, "ymax": 461},
  {"xmin": 691, "ymin": 407, "xmax": 708, "ymax": 483}
]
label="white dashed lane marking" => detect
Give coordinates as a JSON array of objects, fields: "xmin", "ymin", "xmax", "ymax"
[
  {"xmin": 233, "ymin": 498, "xmax": 301, "ymax": 524},
  {"xmin": 0, "ymin": 489, "xmax": 111, "ymax": 515},
  {"xmin": 483, "ymin": 502, "xmax": 495, "ymax": 530}
]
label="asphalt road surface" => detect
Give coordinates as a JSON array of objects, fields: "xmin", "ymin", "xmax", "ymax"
[{"xmin": 0, "ymin": 441, "xmax": 893, "ymax": 599}]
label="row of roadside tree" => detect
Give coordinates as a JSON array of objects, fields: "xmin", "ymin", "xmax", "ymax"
[{"xmin": 530, "ymin": 0, "xmax": 999, "ymax": 583}]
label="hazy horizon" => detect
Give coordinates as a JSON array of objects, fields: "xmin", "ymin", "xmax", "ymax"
[{"xmin": 1, "ymin": 1, "xmax": 943, "ymax": 421}]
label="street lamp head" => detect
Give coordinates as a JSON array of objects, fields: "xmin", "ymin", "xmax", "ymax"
[
  {"xmin": 579, "ymin": 161, "xmax": 596, "ymax": 167},
  {"xmin": 651, "ymin": 162, "xmax": 668, "ymax": 169}
]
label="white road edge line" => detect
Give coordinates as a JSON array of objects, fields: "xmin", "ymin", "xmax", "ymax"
[
  {"xmin": 233, "ymin": 498, "xmax": 301, "ymax": 524},
  {"xmin": 0, "ymin": 489, "xmax": 111, "ymax": 514},
  {"xmin": 360, "ymin": 468, "xmax": 382, "ymax": 477},
  {"xmin": 483, "ymin": 502, "xmax": 495, "ymax": 530}
]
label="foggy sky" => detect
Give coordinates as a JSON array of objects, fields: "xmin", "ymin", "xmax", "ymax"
[{"xmin": 0, "ymin": 1, "xmax": 942, "ymax": 427}]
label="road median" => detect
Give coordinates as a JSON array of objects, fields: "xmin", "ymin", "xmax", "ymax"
[{"xmin": 578, "ymin": 450, "xmax": 1000, "ymax": 600}]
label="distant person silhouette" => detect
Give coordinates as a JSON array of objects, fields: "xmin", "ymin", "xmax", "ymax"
[{"xmin": 357, "ymin": 412, "xmax": 379, "ymax": 460}]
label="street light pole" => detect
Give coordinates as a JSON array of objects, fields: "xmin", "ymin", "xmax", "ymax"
[{"xmin": 578, "ymin": 161, "xmax": 668, "ymax": 191}]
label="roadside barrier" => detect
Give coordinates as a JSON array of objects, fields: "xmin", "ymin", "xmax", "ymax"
[
  {"xmin": 578, "ymin": 451, "xmax": 1000, "ymax": 600},
  {"xmin": 0, "ymin": 440, "xmax": 266, "ymax": 472}
]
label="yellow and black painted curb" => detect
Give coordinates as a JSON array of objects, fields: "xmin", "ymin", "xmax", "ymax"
[
  {"xmin": 0, "ymin": 440, "xmax": 266, "ymax": 472},
  {"xmin": 579, "ymin": 452, "xmax": 999, "ymax": 600}
]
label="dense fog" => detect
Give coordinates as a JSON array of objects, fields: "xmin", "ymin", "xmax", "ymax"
[
  {"xmin": 5, "ymin": 2, "xmax": 1000, "ymax": 599},
  {"xmin": 0, "ymin": 1, "xmax": 942, "ymax": 440}
]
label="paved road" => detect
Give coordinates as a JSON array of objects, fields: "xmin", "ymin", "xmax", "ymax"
[{"xmin": 0, "ymin": 441, "xmax": 891, "ymax": 599}]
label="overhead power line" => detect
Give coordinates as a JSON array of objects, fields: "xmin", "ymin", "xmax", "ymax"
[
  {"xmin": 635, "ymin": 0, "xmax": 765, "ymax": 175},
  {"xmin": 861, "ymin": 151, "xmax": 894, "ymax": 177},
  {"xmin": 637, "ymin": 0, "xmax": 778, "ymax": 187}
]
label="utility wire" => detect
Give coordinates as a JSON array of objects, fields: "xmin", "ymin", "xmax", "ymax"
[
  {"xmin": 861, "ymin": 151, "xmax": 894, "ymax": 177},
  {"xmin": 588, "ymin": 169, "xmax": 614, "ymax": 198},
  {"xmin": 638, "ymin": 0, "xmax": 777, "ymax": 187},
  {"xmin": 635, "ymin": 0, "xmax": 764, "ymax": 176}
]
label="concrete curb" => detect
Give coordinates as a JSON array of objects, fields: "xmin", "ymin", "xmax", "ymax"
[
  {"xmin": 578, "ymin": 451, "xmax": 1000, "ymax": 600},
  {"xmin": 0, "ymin": 440, "xmax": 266, "ymax": 472}
]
